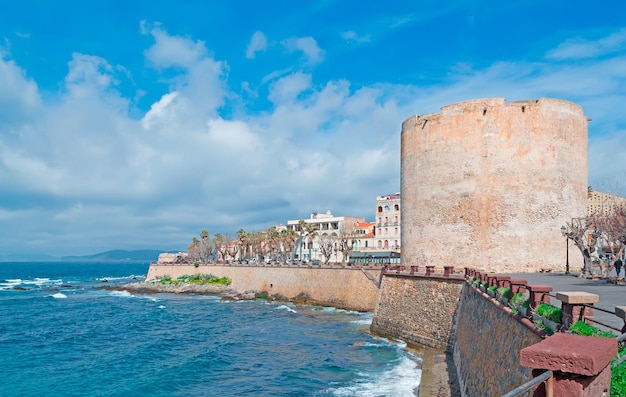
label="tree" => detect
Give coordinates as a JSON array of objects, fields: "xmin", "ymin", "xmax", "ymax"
[
  {"xmin": 187, "ymin": 237, "xmax": 201, "ymax": 262},
  {"xmin": 213, "ymin": 233, "xmax": 230, "ymax": 263},
  {"xmin": 337, "ymin": 224, "xmax": 356, "ymax": 264},
  {"xmin": 237, "ymin": 229, "xmax": 249, "ymax": 261},
  {"xmin": 280, "ymin": 229, "xmax": 298, "ymax": 261},
  {"xmin": 594, "ymin": 204, "xmax": 626, "ymax": 277},
  {"xmin": 304, "ymin": 222, "xmax": 319, "ymax": 262},
  {"xmin": 297, "ymin": 219, "xmax": 306, "ymax": 261},
  {"xmin": 199, "ymin": 230, "xmax": 213, "ymax": 263},
  {"xmin": 318, "ymin": 233, "xmax": 335, "ymax": 265},
  {"xmin": 563, "ymin": 218, "xmax": 601, "ymax": 276}
]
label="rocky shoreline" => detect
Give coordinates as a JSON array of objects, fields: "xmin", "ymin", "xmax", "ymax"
[{"xmin": 100, "ymin": 282, "xmax": 348, "ymax": 307}]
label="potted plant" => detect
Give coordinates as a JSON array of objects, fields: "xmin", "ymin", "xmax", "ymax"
[
  {"xmin": 480, "ymin": 281, "xmax": 488, "ymax": 293},
  {"xmin": 509, "ymin": 292, "xmax": 530, "ymax": 316},
  {"xmin": 569, "ymin": 321, "xmax": 616, "ymax": 338},
  {"xmin": 533, "ymin": 303, "xmax": 562, "ymax": 333},
  {"xmin": 496, "ymin": 286, "xmax": 511, "ymax": 305},
  {"xmin": 487, "ymin": 285, "xmax": 497, "ymax": 298}
]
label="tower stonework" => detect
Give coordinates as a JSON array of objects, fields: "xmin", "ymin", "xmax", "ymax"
[{"xmin": 401, "ymin": 98, "xmax": 588, "ymax": 273}]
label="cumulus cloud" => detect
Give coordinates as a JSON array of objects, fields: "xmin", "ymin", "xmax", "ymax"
[
  {"xmin": 0, "ymin": 23, "xmax": 625, "ymax": 256},
  {"xmin": 246, "ymin": 31, "xmax": 268, "ymax": 59},
  {"xmin": 282, "ymin": 36, "xmax": 325, "ymax": 64}
]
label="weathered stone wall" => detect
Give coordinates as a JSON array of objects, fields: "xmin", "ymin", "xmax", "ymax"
[
  {"xmin": 146, "ymin": 264, "xmax": 381, "ymax": 312},
  {"xmin": 401, "ymin": 98, "xmax": 588, "ymax": 273},
  {"xmin": 370, "ymin": 275, "xmax": 465, "ymax": 349},
  {"xmin": 453, "ymin": 284, "xmax": 542, "ymax": 397}
]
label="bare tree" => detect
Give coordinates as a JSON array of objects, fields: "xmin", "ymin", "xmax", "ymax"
[
  {"xmin": 318, "ymin": 233, "xmax": 335, "ymax": 265},
  {"xmin": 563, "ymin": 218, "xmax": 601, "ymax": 276},
  {"xmin": 337, "ymin": 224, "xmax": 356, "ymax": 264},
  {"xmin": 594, "ymin": 205, "xmax": 626, "ymax": 277}
]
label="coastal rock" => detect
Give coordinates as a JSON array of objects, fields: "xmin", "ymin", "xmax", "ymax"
[{"xmin": 100, "ymin": 282, "xmax": 234, "ymax": 296}]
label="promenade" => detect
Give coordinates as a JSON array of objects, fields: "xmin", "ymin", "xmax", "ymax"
[{"xmin": 505, "ymin": 270, "xmax": 626, "ymax": 332}]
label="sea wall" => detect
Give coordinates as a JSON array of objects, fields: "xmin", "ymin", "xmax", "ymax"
[
  {"xmin": 146, "ymin": 264, "xmax": 381, "ymax": 312},
  {"xmin": 371, "ymin": 275, "xmax": 544, "ymax": 396},
  {"xmin": 371, "ymin": 274, "xmax": 465, "ymax": 350},
  {"xmin": 453, "ymin": 284, "xmax": 542, "ymax": 396}
]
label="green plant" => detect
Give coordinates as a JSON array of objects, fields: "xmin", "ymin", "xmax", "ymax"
[
  {"xmin": 481, "ymin": 281, "xmax": 488, "ymax": 289},
  {"xmin": 496, "ymin": 287, "xmax": 511, "ymax": 299},
  {"xmin": 536, "ymin": 303, "xmax": 563, "ymax": 323},
  {"xmin": 194, "ymin": 262, "xmax": 200, "ymax": 268},
  {"xmin": 612, "ymin": 344, "xmax": 626, "ymax": 396},
  {"xmin": 488, "ymin": 285, "xmax": 497, "ymax": 292},
  {"xmin": 510, "ymin": 292, "xmax": 529, "ymax": 308},
  {"xmin": 570, "ymin": 321, "xmax": 616, "ymax": 338}
]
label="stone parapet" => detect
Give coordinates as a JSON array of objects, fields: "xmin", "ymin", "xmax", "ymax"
[{"xmin": 520, "ymin": 333, "xmax": 616, "ymax": 396}]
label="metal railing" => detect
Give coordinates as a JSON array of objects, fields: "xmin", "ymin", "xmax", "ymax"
[{"xmin": 501, "ymin": 370, "xmax": 553, "ymax": 397}]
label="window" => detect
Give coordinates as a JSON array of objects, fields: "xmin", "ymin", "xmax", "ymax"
[
  {"xmin": 384, "ymin": 205, "xmax": 390, "ymax": 212},
  {"xmin": 378, "ymin": 206, "xmax": 383, "ymax": 213},
  {"xmin": 394, "ymin": 204, "xmax": 399, "ymax": 211},
  {"xmin": 384, "ymin": 240, "xmax": 389, "ymax": 248}
]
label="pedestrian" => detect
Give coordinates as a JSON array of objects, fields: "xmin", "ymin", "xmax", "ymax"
[{"xmin": 615, "ymin": 258, "xmax": 623, "ymax": 278}]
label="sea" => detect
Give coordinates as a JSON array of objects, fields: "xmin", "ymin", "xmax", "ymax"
[{"xmin": 0, "ymin": 262, "xmax": 422, "ymax": 397}]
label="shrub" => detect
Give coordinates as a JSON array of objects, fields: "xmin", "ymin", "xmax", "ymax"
[
  {"xmin": 510, "ymin": 292, "xmax": 529, "ymax": 308},
  {"xmin": 496, "ymin": 287, "xmax": 511, "ymax": 299},
  {"xmin": 569, "ymin": 321, "xmax": 616, "ymax": 338},
  {"xmin": 488, "ymin": 285, "xmax": 497, "ymax": 292},
  {"xmin": 536, "ymin": 303, "xmax": 562, "ymax": 323}
]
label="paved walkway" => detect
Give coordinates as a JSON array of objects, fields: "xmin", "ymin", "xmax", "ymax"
[{"xmin": 504, "ymin": 271, "xmax": 626, "ymax": 332}]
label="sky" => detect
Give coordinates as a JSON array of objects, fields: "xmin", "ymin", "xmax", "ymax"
[{"xmin": 1, "ymin": 1, "xmax": 625, "ymax": 257}]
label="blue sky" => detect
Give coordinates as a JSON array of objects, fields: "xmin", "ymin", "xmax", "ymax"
[{"xmin": 1, "ymin": 1, "xmax": 625, "ymax": 257}]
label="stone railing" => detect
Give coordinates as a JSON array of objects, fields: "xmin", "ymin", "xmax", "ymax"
[{"xmin": 464, "ymin": 268, "xmax": 622, "ymax": 396}]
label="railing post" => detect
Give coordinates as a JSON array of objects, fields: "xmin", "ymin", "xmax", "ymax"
[
  {"xmin": 520, "ymin": 334, "xmax": 616, "ymax": 396},
  {"xmin": 444, "ymin": 266, "xmax": 454, "ymax": 277},
  {"xmin": 495, "ymin": 275, "xmax": 511, "ymax": 288},
  {"xmin": 555, "ymin": 292, "xmax": 599, "ymax": 330},
  {"xmin": 527, "ymin": 285, "xmax": 553, "ymax": 310},
  {"xmin": 410, "ymin": 265, "xmax": 418, "ymax": 275},
  {"xmin": 508, "ymin": 279, "xmax": 528, "ymax": 294},
  {"xmin": 425, "ymin": 265, "xmax": 434, "ymax": 276}
]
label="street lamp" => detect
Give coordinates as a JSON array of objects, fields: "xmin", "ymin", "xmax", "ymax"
[{"xmin": 560, "ymin": 225, "xmax": 570, "ymax": 275}]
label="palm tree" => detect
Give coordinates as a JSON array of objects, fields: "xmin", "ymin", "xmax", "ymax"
[
  {"xmin": 200, "ymin": 230, "xmax": 211, "ymax": 263},
  {"xmin": 237, "ymin": 229, "xmax": 249, "ymax": 261},
  {"xmin": 280, "ymin": 229, "xmax": 298, "ymax": 261},
  {"xmin": 297, "ymin": 220, "xmax": 307, "ymax": 261},
  {"xmin": 305, "ymin": 222, "xmax": 319, "ymax": 263}
]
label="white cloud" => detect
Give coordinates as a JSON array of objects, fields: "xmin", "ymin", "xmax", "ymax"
[
  {"xmin": 546, "ymin": 29, "xmax": 626, "ymax": 60},
  {"xmin": 1, "ymin": 24, "xmax": 626, "ymax": 256},
  {"xmin": 246, "ymin": 31, "xmax": 268, "ymax": 59},
  {"xmin": 282, "ymin": 36, "xmax": 325, "ymax": 64},
  {"xmin": 341, "ymin": 30, "xmax": 371, "ymax": 44}
]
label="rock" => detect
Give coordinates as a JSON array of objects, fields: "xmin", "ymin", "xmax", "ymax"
[{"xmin": 220, "ymin": 296, "xmax": 237, "ymax": 302}]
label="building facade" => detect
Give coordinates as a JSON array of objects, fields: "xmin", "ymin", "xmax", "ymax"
[
  {"xmin": 375, "ymin": 193, "xmax": 401, "ymax": 250},
  {"xmin": 286, "ymin": 210, "xmax": 365, "ymax": 262}
]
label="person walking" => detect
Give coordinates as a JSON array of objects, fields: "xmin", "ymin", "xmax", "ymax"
[{"xmin": 615, "ymin": 257, "xmax": 623, "ymax": 278}]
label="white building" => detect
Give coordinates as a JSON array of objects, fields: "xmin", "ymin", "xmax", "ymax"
[{"xmin": 286, "ymin": 210, "xmax": 365, "ymax": 262}]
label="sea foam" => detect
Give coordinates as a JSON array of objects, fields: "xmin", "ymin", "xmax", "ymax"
[{"xmin": 51, "ymin": 293, "xmax": 67, "ymax": 299}]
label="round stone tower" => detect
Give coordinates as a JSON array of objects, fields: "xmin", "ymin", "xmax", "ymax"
[{"xmin": 401, "ymin": 98, "xmax": 588, "ymax": 273}]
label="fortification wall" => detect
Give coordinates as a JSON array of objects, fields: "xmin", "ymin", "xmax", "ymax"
[
  {"xmin": 401, "ymin": 97, "xmax": 588, "ymax": 273},
  {"xmin": 370, "ymin": 275, "xmax": 465, "ymax": 349},
  {"xmin": 146, "ymin": 264, "xmax": 380, "ymax": 312},
  {"xmin": 453, "ymin": 284, "xmax": 542, "ymax": 396}
]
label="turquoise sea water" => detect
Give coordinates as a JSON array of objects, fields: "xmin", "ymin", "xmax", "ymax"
[{"xmin": 0, "ymin": 262, "xmax": 421, "ymax": 397}]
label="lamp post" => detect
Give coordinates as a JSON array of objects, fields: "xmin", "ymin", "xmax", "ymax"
[{"xmin": 560, "ymin": 226, "xmax": 570, "ymax": 275}]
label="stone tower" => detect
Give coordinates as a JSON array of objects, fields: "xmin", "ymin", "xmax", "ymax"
[{"xmin": 401, "ymin": 98, "xmax": 588, "ymax": 273}]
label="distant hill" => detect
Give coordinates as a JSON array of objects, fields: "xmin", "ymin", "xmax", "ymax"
[{"xmin": 61, "ymin": 249, "xmax": 165, "ymax": 262}]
